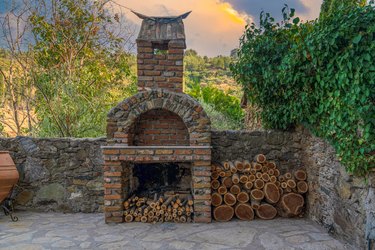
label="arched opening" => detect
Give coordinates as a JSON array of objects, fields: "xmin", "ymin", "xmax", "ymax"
[{"xmin": 132, "ymin": 108, "xmax": 190, "ymax": 146}]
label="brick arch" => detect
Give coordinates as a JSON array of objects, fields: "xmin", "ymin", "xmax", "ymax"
[{"xmin": 107, "ymin": 89, "xmax": 211, "ymax": 146}]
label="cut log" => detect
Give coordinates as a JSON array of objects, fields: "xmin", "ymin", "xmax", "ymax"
[
  {"xmin": 256, "ymin": 154, "xmax": 266, "ymax": 163},
  {"xmin": 248, "ymin": 174, "xmax": 256, "ymax": 182},
  {"xmin": 237, "ymin": 191, "xmax": 250, "ymax": 203},
  {"xmin": 223, "ymin": 192, "xmax": 237, "ymax": 206},
  {"xmin": 225, "ymin": 171, "xmax": 232, "ymax": 177},
  {"xmin": 125, "ymin": 214, "xmax": 134, "ymax": 223},
  {"xmin": 212, "ymin": 171, "xmax": 219, "ymax": 180},
  {"xmin": 297, "ymin": 181, "xmax": 308, "ymax": 194},
  {"xmin": 141, "ymin": 216, "xmax": 148, "ymax": 223},
  {"xmin": 235, "ymin": 160, "xmax": 245, "ymax": 171},
  {"xmin": 222, "ymin": 177, "xmax": 233, "ymax": 188},
  {"xmin": 256, "ymin": 172, "xmax": 262, "ymax": 179},
  {"xmin": 270, "ymin": 176, "xmax": 277, "ymax": 183},
  {"xmin": 267, "ymin": 161, "xmax": 277, "ymax": 169},
  {"xmin": 161, "ymin": 196, "xmax": 174, "ymax": 210},
  {"xmin": 251, "ymin": 203, "xmax": 260, "ymax": 210},
  {"xmin": 232, "ymin": 174, "xmax": 240, "ymax": 184},
  {"xmin": 294, "ymin": 170, "xmax": 307, "ymax": 181},
  {"xmin": 256, "ymin": 203, "xmax": 277, "ymax": 220},
  {"xmin": 263, "ymin": 182, "xmax": 280, "ymax": 204},
  {"xmin": 218, "ymin": 185, "xmax": 227, "ymax": 195},
  {"xmin": 211, "ymin": 192, "xmax": 223, "ymax": 207},
  {"xmin": 284, "ymin": 172, "xmax": 292, "ymax": 180},
  {"xmin": 187, "ymin": 195, "xmax": 193, "ymax": 206},
  {"xmin": 244, "ymin": 181, "xmax": 253, "ymax": 190},
  {"xmin": 211, "ymin": 179, "xmax": 220, "ymax": 189},
  {"xmin": 261, "ymin": 173, "xmax": 270, "ymax": 182},
  {"xmin": 243, "ymin": 160, "xmax": 251, "ymax": 170},
  {"xmin": 254, "ymin": 179, "xmax": 265, "ymax": 189},
  {"xmin": 250, "ymin": 189, "xmax": 264, "ymax": 201},
  {"xmin": 274, "ymin": 169, "xmax": 280, "ymax": 177},
  {"xmin": 250, "ymin": 169, "xmax": 257, "ymax": 175},
  {"xmin": 280, "ymin": 182, "xmax": 288, "ymax": 189},
  {"xmin": 287, "ymin": 179, "xmax": 296, "ymax": 189},
  {"xmin": 223, "ymin": 161, "xmax": 230, "ymax": 170},
  {"xmin": 230, "ymin": 185, "xmax": 241, "ymax": 195},
  {"xmin": 239, "ymin": 175, "xmax": 248, "ymax": 184},
  {"xmin": 268, "ymin": 169, "xmax": 275, "ymax": 176},
  {"xmin": 254, "ymin": 163, "xmax": 262, "ymax": 171},
  {"xmin": 277, "ymin": 193, "xmax": 304, "ymax": 217},
  {"xmin": 219, "ymin": 171, "xmax": 226, "ymax": 178},
  {"xmin": 229, "ymin": 162, "xmax": 237, "ymax": 174},
  {"xmin": 235, "ymin": 203, "xmax": 254, "ymax": 221},
  {"xmin": 213, "ymin": 205, "xmax": 234, "ymax": 222}
]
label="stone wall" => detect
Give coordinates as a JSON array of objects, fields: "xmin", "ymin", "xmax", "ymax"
[
  {"xmin": 0, "ymin": 137, "xmax": 105, "ymax": 213},
  {"xmin": 0, "ymin": 130, "xmax": 374, "ymax": 247},
  {"xmin": 300, "ymin": 129, "xmax": 375, "ymax": 249}
]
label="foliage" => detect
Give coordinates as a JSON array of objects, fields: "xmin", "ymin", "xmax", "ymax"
[
  {"xmin": 186, "ymin": 79, "xmax": 244, "ymax": 130},
  {"xmin": 231, "ymin": 4, "xmax": 375, "ymax": 174},
  {"xmin": 29, "ymin": 0, "xmax": 136, "ymax": 137}
]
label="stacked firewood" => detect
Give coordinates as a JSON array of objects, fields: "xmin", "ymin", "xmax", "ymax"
[
  {"xmin": 123, "ymin": 192, "xmax": 194, "ymax": 223},
  {"xmin": 211, "ymin": 154, "xmax": 308, "ymax": 221}
]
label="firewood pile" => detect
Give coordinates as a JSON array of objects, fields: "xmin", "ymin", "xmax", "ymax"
[
  {"xmin": 123, "ymin": 191, "xmax": 194, "ymax": 223},
  {"xmin": 212, "ymin": 154, "xmax": 308, "ymax": 221}
]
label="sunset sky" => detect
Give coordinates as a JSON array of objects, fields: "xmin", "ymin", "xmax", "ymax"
[{"xmin": 117, "ymin": 0, "xmax": 323, "ymax": 56}]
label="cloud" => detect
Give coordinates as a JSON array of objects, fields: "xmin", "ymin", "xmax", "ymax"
[{"xmin": 112, "ymin": 0, "xmax": 322, "ymax": 56}]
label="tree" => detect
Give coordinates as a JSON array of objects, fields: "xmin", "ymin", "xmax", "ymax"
[
  {"xmin": 0, "ymin": 1, "xmax": 36, "ymax": 136},
  {"xmin": 320, "ymin": 0, "xmax": 367, "ymax": 18},
  {"xmin": 29, "ymin": 0, "xmax": 136, "ymax": 137}
]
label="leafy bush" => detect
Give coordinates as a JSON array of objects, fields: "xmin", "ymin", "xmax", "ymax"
[
  {"xmin": 231, "ymin": 4, "xmax": 375, "ymax": 174},
  {"xmin": 186, "ymin": 80, "xmax": 244, "ymax": 130}
]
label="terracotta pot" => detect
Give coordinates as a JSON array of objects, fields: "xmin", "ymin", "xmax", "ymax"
[{"xmin": 0, "ymin": 151, "xmax": 19, "ymax": 204}]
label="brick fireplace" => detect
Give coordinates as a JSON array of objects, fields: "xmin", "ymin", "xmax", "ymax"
[{"xmin": 102, "ymin": 11, "xmax": 212, "ymax": 223}]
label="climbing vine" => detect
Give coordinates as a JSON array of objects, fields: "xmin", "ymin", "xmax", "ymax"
[{"xmin": 231, "ymin": 3, "xmax": 375, "ymax": 174}]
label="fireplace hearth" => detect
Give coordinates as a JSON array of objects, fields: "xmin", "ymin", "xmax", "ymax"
[{"xmin": 102, "ymin": 11, "xmax": 212, "ymax": 223}]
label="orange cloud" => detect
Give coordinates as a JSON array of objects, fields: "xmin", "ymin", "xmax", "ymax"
[{"xmin": 114, "ymin": 0, "xmax": 253, "ymax": 56}]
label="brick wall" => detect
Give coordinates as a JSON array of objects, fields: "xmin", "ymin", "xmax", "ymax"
[
  {"xmin": 133, "ymin": 109, "xmax": 189, "ymax": 146},
  {"xmin": 137, "ymin": 40, "xmax": 185, "ymax": 92}
]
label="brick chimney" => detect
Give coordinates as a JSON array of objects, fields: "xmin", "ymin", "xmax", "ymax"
[{"xmin": 135, "ymin": 11, "xmax": 191, "ymax": 93}]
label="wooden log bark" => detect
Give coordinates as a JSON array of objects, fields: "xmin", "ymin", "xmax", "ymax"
[
  {"xmin": 239, "ymin": 175, "xmax": 248, "ymax": 184},
  {"xmin": 222, "ymin": 177, "xmax": 233, "ymax": 188},
  {"xmin": 277, "ymin": 193, "xmax": 304, "ymax": 217},
  {"xmin": 235, "ymin": 203, "xmax": 254, "ymax": 221},
  {"xmin": 230, "ymin": 185, "xmax": 241, "ymax": 195},
  {"xmin": 244, "ymin": 181, "xmax": 253, "ymax": 190},
  {"xmin": 237, "ymin": 191, "xmax": 250, "ymax": 203},
  {"xmin": 232, "ymin": 173, "xmax": 240, "ymax": 184},
  {"xmin": 254, "ymin": 179, "xmax": 265, "ymax": 189},
  {"xmin": 263, "ymin": 182, "xmax": 280, "ymax": 204},
  {"xmin": 212, "ymin": 171, "xmax": 219, "ymax": 180},
  {"xmin": 211, "ymin": 179, "xmax": 220, "ymax": 190},
  {"xmin": 256, "ymin": 203, "xmax": 277, "ymax": 220},
  {"xmin": 235, "ymin": 161, "xmax": 245, "ymax": 172},
  {"xmin": 287, "ymin": 179, "xmax": 296, "ymax": 189},
  {"xmin": 218, "ymin": 185, "xmax": 227, "ymax": 195},
  {"xmin": 284, "ymin": 172, "xmax": 292, "ymax": 180},
  {"xmin": 212, "ymin": 192, "xmax": 223, "ymax": 207},
  {"xmin": 261, "ymin": 173, "xmax": 270, "ymax": 182},
  {"xmin": 223, "ymin": 161, "xmax": 230, "ymax": 170},
  {"xmin": 250, "ymin": 189, "xmax": 264, "ymax": 201},
  {"xmin": 223, "ymin": 192, "xmax": 237, "ymax": 206},
  {"xmin": 214, "ymin": 205, "xmax": 234, "ymax": 222},
  {"xmin": 297, "ymin": 181, "xmax": 308, "ymax": 194},
  {"xmin": 256, "ymin": 154, "xmax": 266, "ymax": 163},
  {"xmin": 294, "ymin": 170, "xmax": 307, "ymax": 181}
]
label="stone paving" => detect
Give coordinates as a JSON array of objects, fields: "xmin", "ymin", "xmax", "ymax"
[{"xmin": 0, "ymin": 211, "xmax": 355, "ymax": 250}]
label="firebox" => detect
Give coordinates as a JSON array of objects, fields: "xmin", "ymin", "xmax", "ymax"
[{"xmin": 102, "ymin": 11, "xmax": 212, "ymax": 223}]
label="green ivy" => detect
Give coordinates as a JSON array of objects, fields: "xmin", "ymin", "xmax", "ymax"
[{"xmin": 231, "ymin": 4, "xmax": 375, "ymax": 174}]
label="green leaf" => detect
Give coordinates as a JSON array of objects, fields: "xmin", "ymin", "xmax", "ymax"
[
  {"xmin": 293, "ymin": 17, "xmax": 300, "ymax": 25},
  {"xmin": 352, "ymin": 34, "xmax": 362, "ymax": 44}
]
